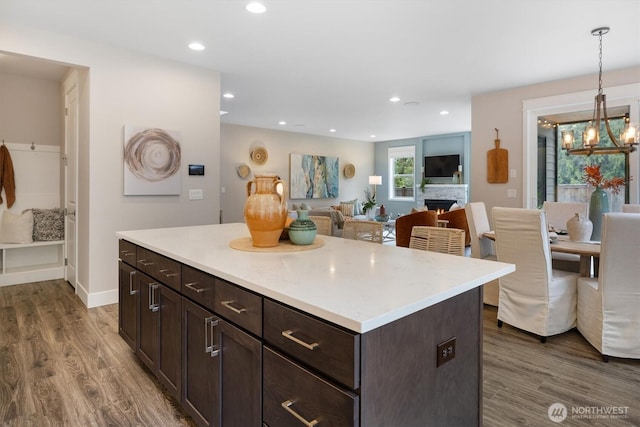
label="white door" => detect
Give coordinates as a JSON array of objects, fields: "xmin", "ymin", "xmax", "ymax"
[{"xmin": 64, "ymin": 72, "xmax": 78, "ymax": 289}]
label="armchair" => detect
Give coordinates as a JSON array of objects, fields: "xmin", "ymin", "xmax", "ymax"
[{"xmin": 395, "ymin": 210, "xmax": 438, "ymax": 248}]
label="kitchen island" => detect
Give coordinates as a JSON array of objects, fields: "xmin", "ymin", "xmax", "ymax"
[{"xmin": 117, "ymin": 223, "xmax": 514, "ymax": 427}]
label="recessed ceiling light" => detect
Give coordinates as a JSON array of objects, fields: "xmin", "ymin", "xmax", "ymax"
[
  {"xmin": 220, "ymin": 110, "xmax": 228, "ymax": 115},
  {"xmin": 440, "ymin": 110, "xmax": 449, "ymax": 115},
  {"xmin": 389, "ymin": 96, "xmax": 400, "ymax": 103},
  {"xmin": 329, "ymin": 129, "xmax": 337, "ymax": 133},
  {"xmin": 370, "ymin": 134, "xmax": 376, "ymax": 138},
  {"xmin": 223, "ymin": 92, "xmax": 235, "ymax": 99},
  {"xmin": 188, "ymin": 42, "xmax": 205, "ymax": 51},
  {"xmin": 278, "ymin": 121, "xmax": 287, "ymax": 125},
  {"xmin": 246, "ymin": 1, "xmax": 266, "ymax": 13}
]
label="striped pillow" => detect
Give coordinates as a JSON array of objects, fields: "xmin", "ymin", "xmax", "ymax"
[{"xmin": 338, "ymin": 203, "xmax": 355, "ymax": 217}]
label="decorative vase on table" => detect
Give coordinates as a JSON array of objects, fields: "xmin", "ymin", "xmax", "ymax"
[
  {"xmin": 566, "ymin": 213, "xmax": 593, "ymax": 242},
  {"xmin": 588, "ymin": 186, "xmax": 609, "ymax": 241},
  {"xmin": 244, "ymin": 174, "xmax": 288, "ymax": 247},
  {"xmin": 288, "ymin": 209, "xmax": 317, "ymax": 245}
]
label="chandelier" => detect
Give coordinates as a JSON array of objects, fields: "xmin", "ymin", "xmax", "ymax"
[{"xmin": 562, "ymin": 27, "xmax": 638, "ymax": 155}]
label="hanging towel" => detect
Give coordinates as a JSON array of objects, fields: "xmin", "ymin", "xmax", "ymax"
[{"xmin": 0, "ymin": 145, "xmax": 16, "ymax": 208}]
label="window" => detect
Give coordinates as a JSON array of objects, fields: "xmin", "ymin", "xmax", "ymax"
[
  {"xmin": 552, "ymin": 116, "xmax": 628, "ymax": 209},
  {"xmin": 388, "ymin": 146, "xmax": 415, "ymax": 200}
]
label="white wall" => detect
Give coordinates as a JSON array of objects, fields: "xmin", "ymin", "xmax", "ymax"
[
  {"xmin": 0, "ymin": 72, "xmax": 62, "ymax": 212},
  {"xmin": 221, "ymin": 124, "xmax": 374, "ymax": 223},
  {"xmin": 0, "ymin": 23, "xmax": 221, "ymax": 307},
  {"xmin": 470, "ymin": 66, "xmax": 640, "ymax": 217},
  {"xmin": 0, "ymin": 72, "xmax": 62, "ymax": 147}
]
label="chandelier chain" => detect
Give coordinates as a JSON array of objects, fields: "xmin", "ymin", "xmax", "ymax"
[{"xmin": 597, "ymin": 30, "xmax": 603, "ymax": 96}]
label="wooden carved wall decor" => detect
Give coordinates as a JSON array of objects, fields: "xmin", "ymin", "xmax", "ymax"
[{"xmin": 487, "ymin": 128, "xmax": 508, "ymax": 183}]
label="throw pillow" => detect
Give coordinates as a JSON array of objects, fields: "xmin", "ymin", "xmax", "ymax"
[
  {"xmin": 338, "ymin": 203, "xmax": 355, "ymax": 217},
  {"xmin": 341, "ymin": 198, "xmax": 362, "ymax": 215},
  {"xmin": 32, "ymin": 208, "xmax": 65, "ymax": 241},
  {"xmin": 1, "ymin": 210, "xmax": 34, "ymax": 244}
]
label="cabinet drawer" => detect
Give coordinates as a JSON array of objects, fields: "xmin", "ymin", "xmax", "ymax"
[
  {"xmin": 215, "ymin": 278, "xmax": 262, "ymax": 337},
  {"xmin": 264, "ymin": 300, "xmax": 359, "ymax": 390},
  {"xmin": 137, "ymin": 247, "xmax": 181, "ymax": 291},
  {"xmin": 182, "ymin": 265, "xmax": 215, "ymax": 311},
  {"xmin": 263, "ymin": 347, "xmax": 359, "ymax": 427},
  {"xmin": 118, "ymin": 240, "xmax": 137, "ymax": 266}
]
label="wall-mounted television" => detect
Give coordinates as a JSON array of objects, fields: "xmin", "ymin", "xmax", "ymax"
[{"xmin": 424, "ymin": 154, "xmax": 460, "ymax": 178}]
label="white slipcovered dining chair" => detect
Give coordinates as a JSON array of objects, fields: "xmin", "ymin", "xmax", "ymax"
[
  {"xmin": 622, "ymin": 204, "xmax": 640, "ymax": 213},
  {"xmin": 577, "ymin": 213, "xmax": 640, "ymax": 361},
  {"xmin": 543, "ymin": 201, "xmax": 589, "ymax": 273},
  {"xmin": 465, "ymin": 202, "xmax": 499, "ymax": 306},
  {"xmin": 492, "ymin": 207, "xmax": 578, "ymax": 342}
]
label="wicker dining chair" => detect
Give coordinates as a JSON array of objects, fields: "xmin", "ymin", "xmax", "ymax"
[
  {"xmin": 308, "ymin": 215, "xmax": 333, "ymax": 236},
  {"xmin": 409, "ymin": 226, "xmax": 465, "ymax": 256},
  {"xmin": 342, "ymin": 220, "xmax": 384, "ymax": 243}
]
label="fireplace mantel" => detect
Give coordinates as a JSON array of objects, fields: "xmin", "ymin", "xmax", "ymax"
[{"xmin": 416, "ymin": 184, "xmax": 469, "ymax": 209}]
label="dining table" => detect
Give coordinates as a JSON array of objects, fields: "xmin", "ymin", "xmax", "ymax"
[{"xmin": 483, "ymin": 231, "xmax": 600, "ymax": 277}]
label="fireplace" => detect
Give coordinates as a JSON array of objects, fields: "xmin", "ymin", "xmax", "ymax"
[{"xmin": 424, "ymin": 199, "xmax": 457, "ymax": 212}]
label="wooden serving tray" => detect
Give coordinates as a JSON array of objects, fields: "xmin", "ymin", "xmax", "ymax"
[{"xmin": 229, "ymin": 237, "xmax": 324, "ymax": 252}]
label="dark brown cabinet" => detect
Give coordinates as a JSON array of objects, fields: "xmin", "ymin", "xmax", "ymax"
[
  {"xmin": 118, "ymin": 260, "xmax": 137, "ymax": 350},
  {"xmin": 219, "ymin": 318, "xmax": 262, "ymax": 427},
  {"xmin": 182, "ymin": 297, "xmax": 220, "ymax": 427},
  {"xmin": 118, "ymin": 238, "xmax": 482, "ymax": 426}
]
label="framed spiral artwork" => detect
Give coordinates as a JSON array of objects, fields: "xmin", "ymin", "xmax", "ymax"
[{"xmin": 123, "ymin": 125, "xmax": 182, "ymax": 195}]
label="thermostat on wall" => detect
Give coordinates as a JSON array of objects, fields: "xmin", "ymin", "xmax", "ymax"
[{"xmin": 189, "ymin": 164, "xmax": 205, "ymax": 176}]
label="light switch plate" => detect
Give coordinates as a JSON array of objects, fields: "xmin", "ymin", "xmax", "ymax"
[
  {"xmin": 507, "ymin": 189, "xmax": 517, "ymax": 198},
  {"xmin": 189, "ymin": 189, "xmax": 204, "ymax": 200}
]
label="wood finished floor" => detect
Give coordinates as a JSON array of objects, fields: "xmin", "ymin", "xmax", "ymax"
[{"xmin": 0, "ymin": 280, "xmax": 638, "ymax": 426}]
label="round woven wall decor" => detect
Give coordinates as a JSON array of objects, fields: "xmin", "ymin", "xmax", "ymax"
[
  {"xmin": 251, "ymin": 147, "xmax": 268, "ymax": 165},
  {"xmin": 344, "ymin": 163, "xmax": 356, "ymax": 179}
]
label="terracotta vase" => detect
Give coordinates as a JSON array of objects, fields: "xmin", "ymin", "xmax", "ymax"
[{"xmin": 244, "ymin": 174, "xmax": 288, "ymax": 247}]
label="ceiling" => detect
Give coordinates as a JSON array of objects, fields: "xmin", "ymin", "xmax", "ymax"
[{"xmin": 1, "ymin": 0, "xmax": 639, "ymax": 142}]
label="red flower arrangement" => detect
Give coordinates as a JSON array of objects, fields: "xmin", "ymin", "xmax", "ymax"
[{"xmin": 583, "ymin": 165, "xmax": 630, "ymax": 195}]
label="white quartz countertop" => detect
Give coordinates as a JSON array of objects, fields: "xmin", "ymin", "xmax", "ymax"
[{"xmin": 117, "ymin": 223, "xmax": 514, "ymax": 333}]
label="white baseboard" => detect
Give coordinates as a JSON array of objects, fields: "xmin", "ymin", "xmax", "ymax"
[{"xmin": 75, "ymin": 280, "xmax": 118, "ymax": 308}]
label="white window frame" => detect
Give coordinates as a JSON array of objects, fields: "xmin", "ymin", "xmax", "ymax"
[{"xmin": 388, "ymin": 145, "xmax": 416, "ymax": 201}]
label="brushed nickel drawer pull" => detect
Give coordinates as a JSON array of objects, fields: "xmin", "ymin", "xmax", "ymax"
[
  {"xmin": 149, "ymin": 283, "xmax": 160, "ymax": 312},
  {"xmin": 281, "ymin": 400, "xmax": 318, "ymax": 427},
  {"xmin": 281, "ymin": 330, "xmax": 319, "ymax": 350},
  {"xmin": 138, "ymin": 259, "xmax": 153, "ymax": 266},
  {"xmin": 221, "ymin": 300, "xmax": 247, "ymax": 315},
  {"xmin": 120, "ymin": 250, "xmax": 134, "ymax": 257},
  {"xmin": 128, "ymin": 270, "xmax": 138, "ymax": 295},
  {"xmin": 159, "ymin": 269, "xmax": 178, "ymax": 278},
  {"xmin": 185, "ymin": 282, "xmax": 206, "ymax": 293},
  {"xmin": 204, "ymin": 317, "xmax": 220, "ymax": 357}
]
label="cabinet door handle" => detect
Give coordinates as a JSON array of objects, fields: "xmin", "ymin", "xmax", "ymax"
[
  {"xmin": 159, "ymin": 268, "xmax": 178, "ymax": 278},
  {"xmin": 204, "ymin": 316, "xmax": 220, "ymax": 357},
  {"xmin": 281, "ymin": 400, "xmax": 319, "ymax": 427},
  {"xmin": 128, "ymin": 270, "xmax": 138, "ymax": 295},
  {"xmin": 149, "ymin": 283, "xmax": 160, "ymax": 312},
  {"xmin": 281, "ymin": 330, "xmax": 319, "ymax": 351},
  {"xmin": 221, "ymin": 300, "xmax": 247, "ymax": 315},
  {"xmin": 184, "ymin": 282, "xmax": 206, "ymax": 293},
  {"xmin": 138, "ymin": 259, "xmax": 154, "ymax": 266},
  {"xmin": 120, "ymin": 250, "xmax": 134, "ymax": 258}
]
